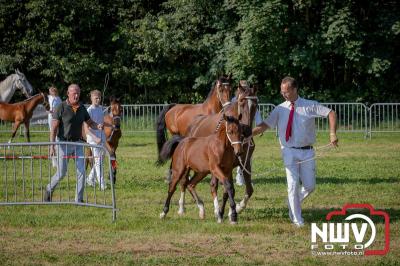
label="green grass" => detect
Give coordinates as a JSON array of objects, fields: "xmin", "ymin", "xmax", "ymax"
[{"xmin": 0, "ymin": 131, "xmax": 399, "ymax": 265}]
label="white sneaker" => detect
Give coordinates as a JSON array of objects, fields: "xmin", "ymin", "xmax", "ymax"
[{"xmin": 294, "ymin": 222, "xmax": 305, "ymax": 228}]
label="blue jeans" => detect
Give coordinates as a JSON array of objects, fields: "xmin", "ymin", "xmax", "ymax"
[{"xmin": 46, "ymin": 143, "xmax": 85, "ymax": 202}]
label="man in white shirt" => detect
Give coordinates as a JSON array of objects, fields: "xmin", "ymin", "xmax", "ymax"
[{"xmin": 252, "ymin": 76, "xmax": 338, "ymax": 227}]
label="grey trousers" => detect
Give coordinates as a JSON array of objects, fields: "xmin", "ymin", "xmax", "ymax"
[{"xmin": 46, "ymin": 143, "xmax": 85, "ymax": 202}]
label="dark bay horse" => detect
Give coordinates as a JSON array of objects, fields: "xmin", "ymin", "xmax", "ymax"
[
  {"xmin": 184, "ymin": 82, "xmax": 258, "ymax": 218},
  {"xmin": 158, "ymin": 113, "xmax": 243, "ymax": 224},
  {"xmin": 156, "ymin": 75, "xmax": 232, "ymax": 163},
  {"xmin": 0, "ymin": 93, "xmax": 49, "ymax": 143}
]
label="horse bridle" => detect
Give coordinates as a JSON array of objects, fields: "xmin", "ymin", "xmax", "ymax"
[
  {"xmin": 107, "ymin": 108, "xmax": 122, "ymax": 142},
  {"xmin": 15, "ymin": 75, "xmax": 30, "ymax": 97},
  {"xmin": 217, "ymin": 82, "xmax": 231, "ymax": 108},
  {"xmin": 225, "ymin": 120, "xmax": 242, "ymax": 146}
]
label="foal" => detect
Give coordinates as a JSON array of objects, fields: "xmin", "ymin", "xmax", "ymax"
[
  {"xmin": 158, "ymin": 114, "xmax": 243, "ymax": 224},
  {"xmin": 0, "ymin": 93, "xmax": 49, "ymax": 143}
]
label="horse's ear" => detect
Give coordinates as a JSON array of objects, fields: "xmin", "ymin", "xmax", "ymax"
[
  {"xmin": 252, "ymin": 84, "xmax": 259, "ymax": 94},
  {"xmin": 15, "ymin": 69, "xmax": 21, "ymax": 75}
]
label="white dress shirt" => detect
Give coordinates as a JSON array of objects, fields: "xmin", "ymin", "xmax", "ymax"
[{"xmin": 264, "ymin": 97, "xmax": 331, "ymax": 148}]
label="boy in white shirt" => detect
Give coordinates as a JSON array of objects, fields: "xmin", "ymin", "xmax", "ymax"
[{"xmin": 85, "ymin": 90, "xmax": 107, "ymax": 190}]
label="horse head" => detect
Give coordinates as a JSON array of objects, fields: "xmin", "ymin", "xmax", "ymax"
[
  {"xmin": 14, "ymin": 69, "xmax": 34, "ymax": 98},
  {"xmin": 235, "ymin": 81, "xmax": 258, "ymax": 137},
  {"xmin": 39, "ymin": 91, "xmax": 51, "ymax": 111},
  {"xmin": 215, "ymin": 74, "xmax": 232, "ymax": 108},
  {"xmin": 109, "ymin": 96, "xmax": 122, "ymax": 128},
  {"xmin": 223, "ymin": 113, "xmax": 243, "ymax": 156}
]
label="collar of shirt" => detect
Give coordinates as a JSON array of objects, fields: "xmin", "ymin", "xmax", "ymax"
[{"xmin": 284, "ymin": 96, "xmax": 302, "ymax": 108}]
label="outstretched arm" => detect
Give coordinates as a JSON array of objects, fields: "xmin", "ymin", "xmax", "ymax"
[
  {"xmin": 328, "ymin": 110, "xmax": 338, "ymax": 147},
  {"xmin": 252, "ymin": 122, "xmax": 270, "ymax": 137}
]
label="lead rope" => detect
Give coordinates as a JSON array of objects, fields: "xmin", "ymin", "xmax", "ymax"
[{"xmin": 238, "ymin": 142, "xmax": 335, "ymax": 176}]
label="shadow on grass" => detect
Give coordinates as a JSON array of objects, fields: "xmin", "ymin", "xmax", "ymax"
[
  {"xmin": 242, "ymin": 207, "xmax": 400, "ymax": 223},
  {"xmin": 253, "ymin": 176, "xmax": 399, "ymax": 185},
  {"xmin": 123, "ymin": 143, "xmax": 151, "ymax": 147}
]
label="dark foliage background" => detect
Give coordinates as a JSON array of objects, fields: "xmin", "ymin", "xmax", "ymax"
[{"xmin": 1, "ymin": 0, "xmax": 399, "ymax": 104}]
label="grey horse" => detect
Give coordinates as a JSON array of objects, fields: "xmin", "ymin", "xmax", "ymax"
[{"xmin": 0, "ymin": 69, "xmax": 34, "ymax": 102}]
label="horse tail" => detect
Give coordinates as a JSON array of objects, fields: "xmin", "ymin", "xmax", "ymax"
[
  {"xmin": 157, "ymin": 135, "xmax": 183, "ymax": 166},
  {"xmin": 156, "ymin": 103, "xmax": 176, "ymax": 163}
]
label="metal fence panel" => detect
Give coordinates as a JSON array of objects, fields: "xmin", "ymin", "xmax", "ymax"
[
  {"xmin": 369, "ymin": 103, "xmax": 400, "ymax": 137},
  {"xmin": 0, "ymin": 141, "xmax": 117, "ymax": 221},
  {"xmin": 317, "ymin": 103, "xmax": 368, "ymax": 135},
  {"xmin": 1, "ymin": 103, "xmax": 399, "ymax": 136}
]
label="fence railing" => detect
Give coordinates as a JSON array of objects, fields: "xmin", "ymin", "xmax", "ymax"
[
  {"xmin": 0, "ymin": 103, "xmax": 399, "ymax": 136},
  {"xmin": 0, "ymin": 141, "xmax": 117, "ymax": 221},
  {"xmin": 369, "ymin": 103, "xmax": 400, "ymax": 137}
]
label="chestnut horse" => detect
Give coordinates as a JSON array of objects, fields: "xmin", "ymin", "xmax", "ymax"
[
  {"xmin": 184, "ymin": 82, "xmax": 258, "ymax": 219},
  {"xmin": 158, "ymin": 113, "xmax": 243, "ymax": 224},
  {"xmin": 85, "ymin": 96, "xmax": 122, "ymax": 184},
  {"xmin": 0, "ymin": 93, "xmax": 50, "ymax": 143},
  {"xmin": 156, "ymin": 75, "xmax": 232, "ymax": 164},
  {"xmin": 104, "ymin": 96, "xmax": 122, "ymax": 183}
]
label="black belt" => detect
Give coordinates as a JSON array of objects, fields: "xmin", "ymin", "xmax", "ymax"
[
  {"xmin": 291, "ymin": 146, "xmax": 313, "ymax": 150},
  {"xmin": 60, "ymin": 137, "xmax": 83, "ymax": 142}
]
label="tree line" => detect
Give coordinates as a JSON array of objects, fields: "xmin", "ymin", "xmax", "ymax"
[{"xmin": 1, "ymin": 0, "xmax": 399, "ymax": 104}]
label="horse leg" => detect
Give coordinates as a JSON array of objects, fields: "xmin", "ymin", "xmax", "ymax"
[
  {"xmin": 219, "ymin": 187, "xmax": 229, "ymax": 223},
  {"xmin": 9, "ymin": 121, "xmax": 22, "ymax": 144},
  {"xmin": 24, "ymin": 121, "xmax": 30, "ymax": 142},
  {"xmin": 160, "ymin": 167, "xmax": 188, "ymax": 219},
  {"xmin": 187, "ymin": 172, "xmax": 207, "ymax": 219},
  {"xmin": 223, "ymin": 178, "xmax": 237, "ymax": 224},
  {"xmin": 237, "ymin": 161, "xmax": 254, "ymax": 214},
  {"xmin": 177, "ymin": 177, "xmax": 188, "ymax": 215},
  {"xmin": 210, "ymin": 175, "xmax": 222, "ymax": 222}
]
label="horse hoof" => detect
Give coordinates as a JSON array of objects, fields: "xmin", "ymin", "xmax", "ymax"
[
  {"xmin": 230, "ymin": 220, "xmax": 238, "ymax": 225},
  {"xmin": 199, "ymin": 210, "xmax": 205, "ymax": 219},
  {"xmin": 159, "ymin": 212, "xmax": 166, "ymax": 219},
  {"xmin": 177, "ymin": 209, "xmax": 185, "ymax": 216},
  {"xmin": 236, "ymin": 205, "xmax": 244, "ymax": 213},
  {"xmin": 217, "ymin": 217, "xmax": 223, "ymax": 223}
]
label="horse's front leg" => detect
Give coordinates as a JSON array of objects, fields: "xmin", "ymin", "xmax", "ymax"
[
  {"xmin": 9, "ymin": 121, "xmax": 22, "ymax": 144},
  {"xmin": 213, "ymin": 166, "xmax": 237, "ymax": 224},
  {"xmin": 210, "ymin": 175, "xmax": 221, "ymax": 221},
  {"xmin": 160, "ymin": 168, "xmax": 187, "ymax": 219},
  {"xmin": 24, "ymin": 121, "xmax": 30, "ymax": 142}
]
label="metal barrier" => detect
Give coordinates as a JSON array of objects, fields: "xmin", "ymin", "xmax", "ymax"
[
  {"xmin": 1, "ymin": 103, "xmax": 399, "ymax": 136},
  {"xmin": 318, "ymin": 103, "xmax": 368, "ymax": 136},
  {"xmin": 369, "ymin": 103, "xmax": 400, "ymax": 137},
  {"xmin": 0, "ymin": 141, "xmax": 117, "ymax": 221}
]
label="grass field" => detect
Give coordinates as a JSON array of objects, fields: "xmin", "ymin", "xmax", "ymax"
[{"xmin": 0, "ymin": 131, "xmax": 399, "ymax": 265}]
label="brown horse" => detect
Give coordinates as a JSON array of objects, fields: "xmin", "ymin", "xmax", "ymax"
[
  {"xmin": 158, "ymin": 113, "xmax": 243, "ymax": 224},
  {"xmin": 156, "ymin": 75, "xmax": 232, "ymax": 163},
  {"xmin": 85, "ymin": 96, "xmax": 122, "ymax": 184},
  {"xmin": 184, "ymin": 82, "xmax": 258, "ymax": 219},
  {"xmin": 0, "ymin": 93, "xmax": 50, "ymax": 143},
  {"xmin": 104, "ymin": 96, "xmax": 122, "ymax": 183}
]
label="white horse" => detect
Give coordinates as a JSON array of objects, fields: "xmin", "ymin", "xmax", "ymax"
[{"xmin": 0, "ymin": 69, "xmax": 34, "ymax": 102}]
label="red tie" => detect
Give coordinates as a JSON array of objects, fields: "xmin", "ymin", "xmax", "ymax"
[{"xmin": 285, "ymin": 102, "xmax": 295, "ymax": 142}]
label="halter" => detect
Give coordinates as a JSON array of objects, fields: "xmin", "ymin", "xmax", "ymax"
[
  {"xmin": 225, "ymin": 121, "xmax": 242, "ymax": 146},
  {"xmin": 216, "ymin": 82, "xmax": 231, "ymax": 108}
]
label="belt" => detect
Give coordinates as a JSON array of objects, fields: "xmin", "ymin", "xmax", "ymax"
[
  {"xmin": 60, "ymin": 137, "xmax": 83, "ymax": 142},
  {"xmin": 290, "ymin": 146, "xmax": 313, "ymax": 150}
]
